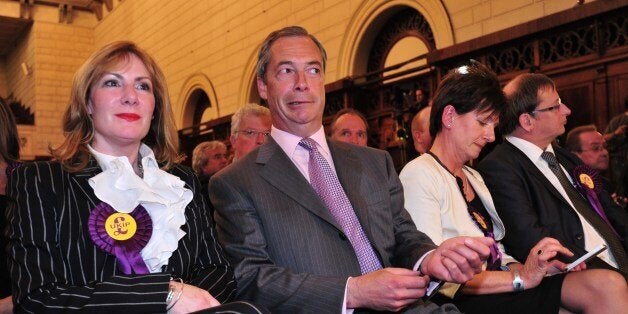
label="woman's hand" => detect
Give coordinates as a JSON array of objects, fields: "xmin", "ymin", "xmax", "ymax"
[
  {"xmin": 520, "ymin": 237, "xmax": 574, "ymax": 288},
  {"xmin": 167, "ymin": 282, "xmax": 221, "ymax": 314}
]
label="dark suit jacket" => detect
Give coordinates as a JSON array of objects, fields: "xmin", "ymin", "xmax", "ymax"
[
  {"xmin": 478, "ymin": 142, "xmax": 627, "ymax": 271},
  {"xmin": 209, "ymin": 138, "xmax": 436, "ymax": 313},
  {"xmin": 5, "ymin": 159, "xmax": 235, "ymax": 313}
]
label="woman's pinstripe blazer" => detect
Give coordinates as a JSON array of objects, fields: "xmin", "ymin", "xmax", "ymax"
[{"xmin": 5, "ymin": 159, "xmax": 235, "ymax": 313}]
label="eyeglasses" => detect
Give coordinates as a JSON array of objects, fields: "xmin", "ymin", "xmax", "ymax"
[
  {"xmin": 235, "ymin": 130, "xmax": 271, "ymax": 138},
  {"xmin": 579, "ymin": 143, "xmax": 607, "ymax": 152},
  {"xmin": 529, "ymin": 98, "xmax": 563, "ymax": 115}
]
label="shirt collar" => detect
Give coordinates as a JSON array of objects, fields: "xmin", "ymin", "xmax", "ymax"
[
  {"xmin": 88, "ymin": 143, "xmax": 158, "ymax": 172},
  {"xmin": 271, "ymin": 125, "xmax": 331, "ymax": 158},
  {"xmin": 505, "ymin": 135, "xmax": 556, "ymax": 164}
]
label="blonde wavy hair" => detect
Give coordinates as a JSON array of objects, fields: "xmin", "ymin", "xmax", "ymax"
[{"xmin": 51, "ymin": 41, "xmax": 180, "ymax": 171}]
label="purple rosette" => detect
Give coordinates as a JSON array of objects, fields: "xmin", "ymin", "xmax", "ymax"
[
  {"xmin": 572, "ymin": 165, "xmax": 620, "ymax": 238},
  {"xmin": 88, "ymin": 202, "xmax": 153, "ymax": 274}
]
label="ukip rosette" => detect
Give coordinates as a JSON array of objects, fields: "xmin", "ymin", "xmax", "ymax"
[
  {"xmin": 88, "ymin": 202, "xmax": 153, "ymax": 274},
  {"xmin": 572, "ymin": 164, "xmax": 620, "ymax": 238}
]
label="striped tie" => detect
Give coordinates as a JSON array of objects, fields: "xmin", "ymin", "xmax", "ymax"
[{"xmin": 541, "ymin": 151, "xmax": 627, "ymax": 271}]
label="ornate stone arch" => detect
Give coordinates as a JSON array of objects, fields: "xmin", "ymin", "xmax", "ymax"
[
  {"xmin": 176, "ymin": 73, "xmax": 219, "ymax": 128},
  {"xmin": 337, "ymin": 0, "xmax": 453, "ymax": 77},
  {"xmin": 238, "ymin": 46, "xmax": 263, "ymax": 106}
]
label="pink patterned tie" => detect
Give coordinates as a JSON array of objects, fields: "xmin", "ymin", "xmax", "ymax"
[{"xmin": 299, "ymin": 138, "xmax": 382, "ymax": 274}]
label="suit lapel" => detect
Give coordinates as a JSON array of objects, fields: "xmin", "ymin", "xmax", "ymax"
[
  {"xmin": 505, "ymin": 141, "xmax": 572, "ymax": 206},
  {"xmin": 71, "ymin": 158, "xmax": 104, "ymax": 208},
  {"xmin": 257, "ymin": 139, "xmax": 340, "ymax": 229}
]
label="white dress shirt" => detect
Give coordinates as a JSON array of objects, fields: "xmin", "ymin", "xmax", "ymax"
[{"xmin": 505, "ymin": 136, "xmax": 616, "ymax": 267}]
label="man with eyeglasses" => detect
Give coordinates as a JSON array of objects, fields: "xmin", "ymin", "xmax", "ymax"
[
  {"xmin": 478, "ymin": 73, "xmax": 628, "ymax": 277},
  {"xmin": 230, "ymin": 103, "xmax": 272, "ymax": 161},
  {"xmin": 566, "ymin": 124, "xmax": 626, "ymax": 208},
  {"xmin": 565, "ymin": 125, "xmax": 609, "ymax": 172}
]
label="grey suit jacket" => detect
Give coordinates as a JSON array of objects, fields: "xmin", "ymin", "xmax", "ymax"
[{"xmin": 210, "ymin": 138, "xmax": 436, "ymax": 313}]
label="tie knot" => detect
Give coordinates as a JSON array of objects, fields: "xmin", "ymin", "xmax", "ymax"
[
  {"xmin": 299, "ymin": 138, "xmax": 318, "ymax": 152},
  {"xmin": 541, "ymin": 151, "xmax": 559, "ymax": 167}
]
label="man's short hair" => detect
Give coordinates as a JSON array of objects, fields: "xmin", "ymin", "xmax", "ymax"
[
  {"xmin": 499, "ymin": 73, "xmax": 556, "ymax": 135},
  {"xmin": 565, "ymin": 124, "xmax": 598, "ymax": 152},
  {"xmin": 256, "ymin": 25, "xmax": 327, "ymax": 82},
  {"xmin": 192, "ymin": 140, "xmax": 227, "ymax": 174},
  {"xmin": 231, "ymin": 103, "xmax": 271, "ymax": 136},
  {"xmin": 329, "ymin": 108, "xmax": 368, "ymax": 135}
]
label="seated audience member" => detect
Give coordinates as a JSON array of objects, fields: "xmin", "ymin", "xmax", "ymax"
[
  {"xmin": 210, "ymin": 26, "xmax": 495, "ymax": 313},
  {"xmin": 410, "ymin": 105, "xmax": 433, "ymax": 154},
  {"xmin": 477, "ymin": 73, "xmax": 628, "ymax": 276},
  {"xmin": 0, "ymin": 98, "xmax": 21, "ymax": 313},
  {"xmin": 229, "ymin": 103, "xmax": 271, "ymax": 162},
  {"xmin": 604, "ymin": 111, "xmax": 627, "ymax": 206},
  {"xmin": 192, "ymin": 140, "xmax": 229, "ymax": 179},
  {"xmin": 400, "ymin": 62, "xmax": 628, "ymax": 314},
  {"xmin": 565, "ymin": 124, "xmax": 625, "ymax": 206},
  {"xmin": 192, "ymin": 140, "xmax": 228, "ymax": 211},
  {"xmin": 329, "ymin": 108, "xmax": 369, "ymax": 146},
  {"xmin": 565, "ymin": 124, "xmax": 609, "ymax": 172},
  {"xmin": 6, "ymin": 41, "xmax": 264, "ymax": 313}
]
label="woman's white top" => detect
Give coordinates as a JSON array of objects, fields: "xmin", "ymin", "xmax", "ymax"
[
  {"xmin": 88, "ymin": 144, "xmax": 192, "ymax": 273},
  {"xmin": 400, "ymin": 154, "xmax": 514, "ymax": 259}
]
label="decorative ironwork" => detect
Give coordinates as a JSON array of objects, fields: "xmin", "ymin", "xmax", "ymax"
[
  {"xmin": 539, "ymin": 24, "xmax": 598, "ymax": 64},
  {"xmin": 367, "ymin": 8, "xmax": 435, "ymax": 74},
  {"xmin": 603, "ymin": 13, "xmax": 626, "ymax": 50},
  {"xmin": 486, "ymin": 43, "xmax": 534, "ymax": 75}
]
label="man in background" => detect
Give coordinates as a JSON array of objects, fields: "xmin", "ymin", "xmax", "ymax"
[
  {"xmin": 565, "ymin": 125, "xmax": 609, "ymax": 171},
  {"xmin": 566, "ymin": 124, "xmax": 626, "ymax": 207},
  {"xmin": 230, "ymin": 103, "xmax": 272, "ymax": 161},
  {"xmin": 411, "ymin": 105, "xmax": 432, "ymax": 154},
  {"xmin": 329, "ymin": 108, "xmax": 369, "ymax": 147},
  {"xmin": 192, "ymin": 140, "xmax": 228, "ymax": 214}
]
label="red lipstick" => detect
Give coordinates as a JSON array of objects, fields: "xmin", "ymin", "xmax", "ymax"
[{"xmin": 116, "ymin": 113, "xmax": 141, "ymax": 121}]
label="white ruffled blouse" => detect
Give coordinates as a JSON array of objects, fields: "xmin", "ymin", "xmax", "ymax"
[{"xmin": 88, "ymin": 144, "xmax": 192, "ymax": 273}]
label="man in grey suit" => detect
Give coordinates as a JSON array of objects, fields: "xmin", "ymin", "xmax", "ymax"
[{"xmin": 210, "ymin": 26, "xmax": 493, "ymax": 313}]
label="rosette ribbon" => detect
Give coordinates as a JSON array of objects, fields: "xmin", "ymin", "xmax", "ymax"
[
  {"xmin": 571, "ymin": 165, "xmax": 621, "ymax": 239},
  {"xmin": 88, "ymin": 202, "xmax": 153, "ymax": 274}
]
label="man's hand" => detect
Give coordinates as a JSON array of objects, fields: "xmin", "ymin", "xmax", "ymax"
[
  {"xmin": 168, "ymin": 282, "xmax": 221, "ymax": 314},
  {"xmin": 0, "ymin": 296, "xmax": 12, "ymax": 314},
  {"xmin": 420, "ymin": 236, "xmax": 494, "ymax": 283},
  {"xmin": 346, "ymin": 268, "xmax": 429, "ymax": 312}
]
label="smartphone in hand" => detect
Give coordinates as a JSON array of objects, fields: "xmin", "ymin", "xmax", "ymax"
[
  {"xmin": 422, "ymin": 280, "xmax": 444, "ymax": 302},
  {"xmin": 564, "ymin": 244, "xmax": 607, "ymax": 272}
]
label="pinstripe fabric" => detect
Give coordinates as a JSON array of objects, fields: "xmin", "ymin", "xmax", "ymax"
[
  {"xmin": 5, "ymin": 159, "xmax": 236, "ymax": 313},
  {"xmin": 210, "ymin": 138, "xmax": 437, "ymax": 313}
]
